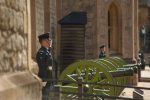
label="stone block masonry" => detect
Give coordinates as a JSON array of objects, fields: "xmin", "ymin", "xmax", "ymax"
[
  {"xmin": 0, "ymin": 0, "xmax": 27, "ymax": 72},
  {"xmin": 0, "ymin": 0, "xmax": 41, "ymax": 100}
]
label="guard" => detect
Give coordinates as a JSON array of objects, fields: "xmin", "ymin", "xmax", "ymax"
[
  {"xmin": 138, "ymin": 50, "xmax": 145, "ymax": 70},
  {"xmin": 99, "ymin": 45, "xmax": 106, "ymax": 59},
  {"xmin": 36, "ymin": 32, "xmax": 53, "ymax": 100}
]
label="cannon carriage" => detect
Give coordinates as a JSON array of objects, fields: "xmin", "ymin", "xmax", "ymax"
[{"xmin": 53, "ymin": 57, "xmax": 139, "ymax": 100}]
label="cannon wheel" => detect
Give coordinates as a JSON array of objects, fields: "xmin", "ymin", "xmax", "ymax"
[
  {"xmin": 95, "ymin": 58, "xmax": 124, "ymax": 95},
  {"xmin": 58, "ymin": 60, "xmax": 115, "ymax": 99},
  {"xmin": 104, "ymin": 57, "xmax": 127, "ymax": 94}
]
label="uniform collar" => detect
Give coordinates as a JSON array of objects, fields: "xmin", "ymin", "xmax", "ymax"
[{"xmin": 41, "ymin": 46, "xmax": 51, "ymax": 53}]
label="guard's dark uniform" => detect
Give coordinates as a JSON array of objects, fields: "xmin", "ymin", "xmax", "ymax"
[
  {"xmin": 99, "ymin": 45, "xmax": 106, "ymax": 59},
  {"xmin": 36, "ymin": 33, "xmax": 53, "ymax": 100},
  {"xmin": 99, "ymin": 51, "xmax": 106, "ymax": 59},
  {"xmin": 36, "ymin": 47, "xmax": 53, "ymax": 80},
  {"xmin": 139, "ymin": 51, "xmax": 145, "ymax": 70}
]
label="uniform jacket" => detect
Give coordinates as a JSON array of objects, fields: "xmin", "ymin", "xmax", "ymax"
[
  {"xmin": 36, "ymin": 47, "xmax": 53, "ymax": 81},
  {"xmin": 99, "ymin": 51, "xmax": 106, "ymax": 59}
]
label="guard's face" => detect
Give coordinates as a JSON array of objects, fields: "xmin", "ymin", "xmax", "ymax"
[{"xmin": 41, "ymin": 39, "xmax": 50, "ymax": 47}]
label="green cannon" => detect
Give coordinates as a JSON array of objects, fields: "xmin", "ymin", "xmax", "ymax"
[{"xmin": 56, "ymin": 57, "xmax": 138, "ymax": 100}]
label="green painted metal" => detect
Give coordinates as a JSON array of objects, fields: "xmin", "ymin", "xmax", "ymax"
[
  {"xmin": 57, "ymin": 57, "xmax": 131, "ymax": 99},
  {"xmin": 98, "ymin": 57, "xmax": 125, "ymax": 94},
  {"xmin": 99, "ymin": 58, "xmax": 126, "ymax": 95}
]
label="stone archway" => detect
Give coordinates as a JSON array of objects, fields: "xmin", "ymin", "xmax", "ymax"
[{"xmin": 108, "ymin": 2, "xmax": 122, "ymax": 55}]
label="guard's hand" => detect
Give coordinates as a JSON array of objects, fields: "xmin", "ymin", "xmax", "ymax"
[{"xmin": 48, "ymin": 66, "xmax": 52, "ymax": 71}]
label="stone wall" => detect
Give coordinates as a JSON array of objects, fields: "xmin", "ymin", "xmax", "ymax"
[
  {"xmin": 50, "ymin": 0, "xmax": 57, "ymax": 57},
  {"xmin": 0, "ymin": 0, "xmax": 41, "ymax": 99},
  {"xmin": 139, "ymin": 7, "xmax": 149, "ymax": 27},
  {"xmin": 145, "ymin": 53, "xmax": 150, "ymax": 64},
  {"xmin": 60, "ymin": 0, "xmax": 139, "ymax": 60},
  {"xmin": 139, "ymin": 0, "xmax": 150, "ymax": 62},
  {"xmin": 139, "ymin": 0, "xmax": 148, "ymax": 6},
  {"xmin": 30, "ymin": 0, "xmax": 57, "ymax": 71},
  {"xmin": 61, "ymin": 0, "xmax": 97, "ymax": 59},
  {"xmin": 97, "ymin": 0, "xmax": 138, "ymax": 60},
  {"xmin": 120, "ymin": 0, "xmax": 135, "ymax": 59},
  {"xmin": 34, "ymin": 0, "xmax": 57, "ymax": 55},
  {"xmin": 0, "ymin": 0, "xmax": 27, "ymax": 72},
  {"xmin": 35, "ymin": 0, "xmax": 45, "ymax": 50}
]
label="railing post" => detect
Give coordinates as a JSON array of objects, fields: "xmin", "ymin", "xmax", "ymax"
[
  {"xmin": 54, "ymin": 86, "xmax": 61, "ymax": 100},
  {"xmin": 128, "ymin": 69, "xmax": 134, "ymax": 85},
  {"xmin": 78, "ymin": 77, "xmax": 83, "ymax": 100},
  {"xmin": 133, "ymin": 66, "xmax": 138, "ymax": 85},
  {"xmin": 138, "ymin": 64, "xmax": 141, "ymax": 81}
]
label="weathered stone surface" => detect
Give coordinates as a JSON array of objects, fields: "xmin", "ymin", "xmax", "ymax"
[
  {"xmin": 35, "ymin": 0, "xmax": 44, "ymax": 34},
  {"xmin": 0, "ymin": 32, "xmax": 5, "ymax": 47},
  {"xmin": 0, "ymin": 0, "xmax": 28, "ymax": 72},
  {"xmin": 0, "ymin": 71, "xmax": 41, "ymax": 100},
  {"xmin": 61, "ymin": 0, "xmax": 138, "ymax": 60},
  {"xmin": 62, "ymin": 0, "xmax": 97, "ymax": 59},
  {"xmin": 0, "ymin": 0, "xmax": 41, "ymax": 99},
  {"xmin": 0, "ymin": 0, "xmax": 5, "ymax": 4}
]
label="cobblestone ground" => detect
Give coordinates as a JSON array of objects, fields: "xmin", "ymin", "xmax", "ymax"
[{"xmin": 120, "ymin": 66, "xmax": 150, "ymax": 100}]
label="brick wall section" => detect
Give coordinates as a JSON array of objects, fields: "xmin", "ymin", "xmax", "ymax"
[{"xmin": 0, "ymin": 0, "xmax": 27, "ymax": 72}]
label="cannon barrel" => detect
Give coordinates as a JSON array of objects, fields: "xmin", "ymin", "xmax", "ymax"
[
  {"xmin": 100, "ymin": 69, "xmax": 134, "ymax": 79},
  {"xmin": 57, "ymin": 57, "xmax": 139, "ymax": 99},
  {"xmin": 67, "ymin": 68, "xmax": 134, "ymax": 80}
]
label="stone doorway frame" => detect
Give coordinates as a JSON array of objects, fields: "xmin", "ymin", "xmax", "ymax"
[{"xmin": 107, "ymin": 2, "xmax": 122, "ymax": 56}]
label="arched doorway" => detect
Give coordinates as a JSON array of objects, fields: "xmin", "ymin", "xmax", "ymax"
[{"xmin": 108, "ymin": 2, "xmax": 122, "ymax": 55}]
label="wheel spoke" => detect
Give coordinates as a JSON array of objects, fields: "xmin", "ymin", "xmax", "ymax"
[
  {"xmin": 66, "ymin": 74, "xmax": 76, "ymax": 82},
  {"xmin": 76, "ymin": 67, "xmax": 81, "ymax": 76},
  {"xmin": 61, "ymin": 83, "xmax": 78, "ymax": 92},
  {"xmin": 58, "ymin": 60, "xmax": 117, "ymax": 98}
]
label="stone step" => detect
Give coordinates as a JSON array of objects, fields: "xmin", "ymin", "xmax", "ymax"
[
  {"xmin": 139, "ymin": 78, "xmax": 150, "ymax": 82},
  {"xmin": 133, "ymin": 91, "xmax": 144, "ymax": 100},
  {"xmin": 134, "ymin": 88, "xmax": 144, "ymax": 94}
]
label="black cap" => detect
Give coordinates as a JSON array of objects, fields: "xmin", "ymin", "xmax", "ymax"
[
  {"xmin": 38, "ymin": 33, "xmax": 49, "ymax": 42},
  {"xmin": 99, "ymin": 45, "xmax": 105, "ymax": 49}
]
